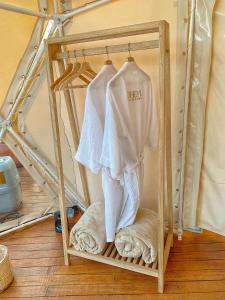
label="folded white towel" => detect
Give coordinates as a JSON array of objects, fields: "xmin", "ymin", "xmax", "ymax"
[
  {"xmin": 70, "ymin": 201, "xmax": 106, "ymax": 254},
  {"xmin": 115, "ymin": 208, "xmax": 158, "ymax": 263}
]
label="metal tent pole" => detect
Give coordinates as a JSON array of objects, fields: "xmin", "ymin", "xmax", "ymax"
[
  {"xmin": 63, "ymin": 0, "xmax": 114, "ymax": 20},
  {"xmin": 178, "ymin": 0, "xmax": 196, "ymax": 239},
  {"xmin": 0, "ymin": 0, "xmax": 115, "ymax": 20},
  {"xmin": 0, "ymin": 2, "xmax": 52, "ymax": 19},
  {"xmin": 8, "ymin": 127, "xmax": 86, "ymax": 209},
  {"xmin": 6, "ymin": 20, "xmax": 56, "ymax": 121}
]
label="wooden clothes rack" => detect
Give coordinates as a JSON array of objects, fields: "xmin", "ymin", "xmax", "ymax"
[{"xmin": 45, "ymin": 21, "xmax": 173, "ymax": 293}]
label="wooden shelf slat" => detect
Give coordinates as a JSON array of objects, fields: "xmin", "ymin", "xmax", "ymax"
[
  {"xmin": 139, "ymin": 259, "xmax": 145, "ymax": 266},
  {"xmin": 104, "ymin": 243, "xmax": 114, "ymax": 257},
  {"xmin": 110, "ymin": 247, "xmax": 117, "ymax": 258},
  {"xmin": 67, "ymin": 247, "xmax": 159, "ymax": 277}
]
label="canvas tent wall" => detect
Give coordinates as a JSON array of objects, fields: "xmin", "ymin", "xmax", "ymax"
[{"xmin": 179, "ymin": 0, "xmax": 225, "ymax": 236}]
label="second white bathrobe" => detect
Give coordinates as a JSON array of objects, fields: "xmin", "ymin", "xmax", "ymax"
[{"xmin": 101, "ymin": 61, "xmax": 158, "ymax": 233}]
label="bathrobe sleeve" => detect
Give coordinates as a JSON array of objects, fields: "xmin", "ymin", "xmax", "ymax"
[
  {"xmin": 75, "ymin": 88, "xmax": 103, "ymax": 174},
  {"xmin": 100, "ymin": 85, "xmax": 126, "ymax": 180}
]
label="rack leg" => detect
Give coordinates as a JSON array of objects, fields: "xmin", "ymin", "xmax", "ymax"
[
  {"xmin": 64, "ymin": 252, "xmax": 70, "ymax": 266},
  {"xmin": 46, "ymin": 43, "xmax": 71, "ymax": 267},
  {"xmin": 171, "ymin": 235, "xmax": 174, "ymax": 247},
  {"xmin": 57, "ymin": 60, "xmax": 90, "ymax": 206},
  {"xmin": 157, "ymin": 20, "xmax": 170, "ymax": 295},
  {"xmin": 158, "ymin": 272, "xmax": 164, "ymax": 293},
  {"xmin": 157, "ymin": 227, "xmax": 165, "ymax": 294}
]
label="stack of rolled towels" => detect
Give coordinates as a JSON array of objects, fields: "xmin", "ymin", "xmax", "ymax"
[{"xmin": 70, "ymin": 201, "xmax": 159, "ymax": 263}]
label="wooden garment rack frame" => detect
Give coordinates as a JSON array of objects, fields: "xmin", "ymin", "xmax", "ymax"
[{"xmin": 45, "ymin": 21, "xmax": 173, "ymax": 294}]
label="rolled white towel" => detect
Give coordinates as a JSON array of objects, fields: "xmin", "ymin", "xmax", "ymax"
[
  {"xmin": 70, "ymin": 201, "xmax": 106, "ymax": 254},
  {"xmin": 115, "ymin": 208, "xmax": 158, "ymax": 263}
]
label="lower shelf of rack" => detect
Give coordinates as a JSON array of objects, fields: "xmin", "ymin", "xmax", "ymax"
[
  {"xmin": 68, "ymin": 242, "xmax": 159, "ymax": 277},
  {"xmin": 67, "ymin": 232, "xmax": 173, "ymax": 278}
]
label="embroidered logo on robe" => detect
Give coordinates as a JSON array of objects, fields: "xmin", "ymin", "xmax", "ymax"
[{"xmin": 128, "ymin": 90, "xmax": 142, "ymax": 101}]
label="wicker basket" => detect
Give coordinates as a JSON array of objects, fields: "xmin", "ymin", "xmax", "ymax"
[{"xmin": 0, "ymin": 245, "xmax": 13, "ymax": 293}]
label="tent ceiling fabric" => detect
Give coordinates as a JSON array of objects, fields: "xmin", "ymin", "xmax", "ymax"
[{"xmin": 0, "ymin": 0, "xmax": 38, "ymax": 106}]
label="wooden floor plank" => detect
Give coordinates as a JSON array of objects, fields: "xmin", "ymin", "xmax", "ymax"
[
  {"xmin": 6, "ymin": 242, "xmax": 63, "ymax": 252},
  {"xmin": 170, "ymin": 242, "xmax": 225, "ymax": 252},
  {"xmin": 7, "ymin": 230, "xmax": 59, "ymax": 238},
  {"xmin": 166, "ymin": 259, "xmax": 225, "ymax": 271},
  {"xmin": 6, "ymin": 278, "xmax": 221, "ymax": 298},
  {"xmin": 39, "ymin": 294, "xmax": 225, "ymax": 300},
  {"xmin": 164, "ymin": 280, "xmax": 225, "ymax": 293},
  {"xmin": 0, "ymin": 286, "xmax": 47, "ymax": 298},
  {"xmin": 173, "ymin": 234, "xmax": 225, "ymax": 244},
  {"xmin": 3, "ymin": 236, "xmax": 62, "ymax": 245},
  {"xmin": 1, "ymin": 293, "xmax": 225, "ymax": 300},
  {"xmin": 13, "ymin": 266, "xmax": 50, "ymax": 277},
  {"xmin": 44, "ymin": 280, "xmax": 225, "ymax": 296},
  {"xmin": 165, "ymin": 269, "xmax": 225, "ymax": 281},
  {"xmin": 9, "ymin": 269, "xmax": 225, "ymax": 288},
  {"xmin": 9, "ymin": 249, "xmax": 64, "ymax": 260},
  {"xmin": 169, "ymin": 250, "xmax": 225, "ymax": 261},
  {"xmin": 45, "ymin": 284, "xmax": 158, "ymax": 296}
]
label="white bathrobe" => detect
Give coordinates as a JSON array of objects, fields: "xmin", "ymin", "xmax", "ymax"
[
  {"xmin": 76, "ymin": 64, "xmax": 117, "ymax": 173},
  {"xmin": 101, "ymin": 61, "xmax": 158, "ymax": 233},
  {"xmin": 75, "ymin": 64, "xmax": 124, "ymax": 242}
]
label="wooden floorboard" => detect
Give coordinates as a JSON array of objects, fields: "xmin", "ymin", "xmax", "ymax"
[{"xmin": 0, "ymin": 172, "xmax": 225, "ymax": 298}]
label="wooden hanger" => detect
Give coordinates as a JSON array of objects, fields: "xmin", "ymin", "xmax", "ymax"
[
  {"xmin": 127, "ymin": 43, "xmax": 135, "ymax": 62},
  {"xmin": 82, "ymin": 66, "xmax": 96, "ymax": 78},
  {"xmin": 53, "ymin": 48, "xmax": 96, "ymax": 91},
  {"xmin": 79, "ymin": 49, "xmax": 97, "ymax": 78},
  {"xmin": 127, "ymin": 56, "xmax": 135, "ymax": 62},
  {"xmin": 60, "ymin": 61, "xmax": 96, "ymax": 90},
  {"xmin": 82, "ymin": 62, "xmax": 97, "ymax": 77},
  {"xmin": 54, "ymin": 62, "xmax": 81, "ymax": 91},
  {"xmin": 59, "ymin": 50, "xmax": 96, "ymax": 90},
  {"xmin": 51, "ymin": 63, "xmax": 73, "ymax": 90},
  {"xmin": 105, "ymin": 59, "xmax": 112, "ymax": 65},
  {"xmin": 104, "ymin": 46, "xmax": 112, "ymax": 65}
]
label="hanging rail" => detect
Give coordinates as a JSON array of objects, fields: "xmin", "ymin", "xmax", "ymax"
[
  {"xmin": 48, "ymin": 21, "xmax": 161, "ymax": 47},
  {"xmin": 55, "ymin": 40, "xmax": 159, "ymax": 60}
]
